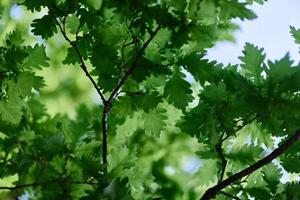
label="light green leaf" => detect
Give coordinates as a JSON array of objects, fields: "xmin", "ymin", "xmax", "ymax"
[
  {"xmin": 22, "ymin": 44, "xmax": 50, "ymax": 69},
  {"xmin": 239, "ymin": 43, "xmax": 265, "ymax": 82},
  {"xmin": 143, "ymin": 108, "xmax": 167, "ymax": 136},
  {"xmin": 290, "ymin": 26, "xmax": 300, "ymax": 44},
  {"xmin": 0, "ymin": 101, "xmax": 22, "ymax": 125}
]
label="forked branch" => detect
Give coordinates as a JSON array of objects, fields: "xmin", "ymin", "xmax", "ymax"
[
  {"xmin": 50, "ymin": 6, "xmax": 161, "ymax": 166},
  {"xmin": 101, "ymin": 25, "xmax": 161, "ymax": 165}
]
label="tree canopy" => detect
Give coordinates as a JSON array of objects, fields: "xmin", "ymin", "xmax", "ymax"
[{"xmin": 1, "ymin": 0, "xmax": 300, "ymax": 199}]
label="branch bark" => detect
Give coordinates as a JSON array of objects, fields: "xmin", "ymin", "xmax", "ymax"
[
  {"xmin": 52, "ymin": 13, "xmax": 106, "ymax": 104},
  {"xmin": 51, "ymin": 6, "xmax": 161, "ymax": 166},
  {"xmin": 101, "ymin": 25, "xmax": 161, "ymax": 165},
  {"xmin": 200, "ymin": 129, "xmax": 300, "ymax": 200}
]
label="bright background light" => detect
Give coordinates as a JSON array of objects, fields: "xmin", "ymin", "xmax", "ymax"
[{"xmin": 206, "ymin": 0, "xmax": 300, "ymax": 65}]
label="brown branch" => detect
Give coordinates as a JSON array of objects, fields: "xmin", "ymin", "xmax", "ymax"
[
  {"xmin": 101, "ymin": 25, "xmax": 161, "ymax": 165},
  {"xmin": 51, "ymin": 12, "xmax": 106, "ymax": 104},
  {"xmin": 215, "ymin": 115, "xmax": 229, "ymax": 183},
  {"xmin": 215, "ymin": 141, "xmax": 227, "ymax": 183},
  {"xmin": 200, "ymin": 128, "xmax": 300, "ymax": 200}
]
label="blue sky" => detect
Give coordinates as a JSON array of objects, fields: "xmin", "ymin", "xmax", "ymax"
[{"xmin": 206, "ymin": 0, "xmax": 300, "ymax": 65}]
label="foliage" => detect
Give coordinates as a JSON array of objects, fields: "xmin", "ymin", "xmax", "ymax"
[{"xmin": 1, "ymin": 0, "xmax": 300, "ymax": 199}]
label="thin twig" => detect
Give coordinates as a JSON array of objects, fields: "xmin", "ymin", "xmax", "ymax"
[
  {"xmin": 51, "ymin": 12, "xmax": 106, "ymax": 104},
  {"xmin": 234, "ymin": 114, "xmax": 257, "ymax": 133},
  {"xmin": 215, "ymin": 141, "xmax": 227, "ymax": 183},
  {"xmin": 108, "ymin": 25, "xmax": 161, "ymax": 103},
  {"xmin": 215, "ymin": 115, "xmax": 229, "ymax": 183}
]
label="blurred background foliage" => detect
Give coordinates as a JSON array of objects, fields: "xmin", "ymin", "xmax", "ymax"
[{"xmin": 1, "ymin": 0, "xmax": 94, "ymax": 118}]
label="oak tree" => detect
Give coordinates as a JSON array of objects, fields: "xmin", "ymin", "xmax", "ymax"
[{"xmin": 1, "ymin": 0, "xmax": 300, "ymax": 199}]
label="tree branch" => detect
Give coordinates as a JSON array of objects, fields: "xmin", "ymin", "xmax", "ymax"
[
  {"xmin": 101, "ymin": 25, "xmax": 161, "ymax": 165},
  {"xmin": 200, "ymin": 128, "xmax": 300, "ymax": 200},
  {"xmin": 215, "ymin": 141, "xmax": 227, "ymax": 183},
  {"xmin": 215, "ymin": 115, "xmax": 229, "ymax": 183},
  {"xmin": 51, "ymin": 12, "xmax": 106, "ymax": 104},
  {"xmin": 108, "ymin": 25, "xmax": 161, "ymax": 104}
]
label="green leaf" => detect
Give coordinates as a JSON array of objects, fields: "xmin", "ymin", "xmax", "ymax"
[
  {"xmin": 63, "ymin": 36, "xmax": 91, "ymax": 65},
  {"xmin": 290, "ymin": 26, "xmax": 300, "ymax": 44},
  {"xmin": 262, "ymin": 164, "xmax": 282, "ymax": 194},
  {"xmin": 201, "ymin": 82, "xmax": 229, "ymax": 104},
  {"xmin": 266, "ymin": 54, "xmax": 295, "ymax": 82},
  {"xmin": 5, "ymin": 30, "xmax": 25, "ymax": 46},
  {"xmin": 66, "ymin": 14, "xmax": 80, "ymax": 34},
  {"xmin": 188, "ymin": 0, "xmax": 218, "ymax": 25},
  {"xmin": 131, "ymin": 57, "xmax": 170, "ymax": 82},
  {"xmin": 220, "ymin": 0, "xmax": 257, "ymax": 20},
  {"xmin": 0, "ymin": 101, "xmax": 23, "ymax": 125},
  {"xmin": 162, "ymin": 0, "xmax": 187, "ymax": 12},
  {"xmin": 239, "ymin": 43, "xmax": 265, "ymax": 82},
  {"xmin": 246, "ymin": 0, "xmax": 266, "ymax": 5},
  {"xmin": 226, "ymin": 144, "xmax": 263, "ymax": 166},
  {"xmin": 196, "ymin": 159, "xmax": 218, "ymax": 186},
  {"xmin": 31, "ymin": 14, "xmax": 57, "ymax": 39},
  {"xmin": 17, "ymin": 72, "xmax": 34, "ymax": 96},
  {"xmin": 82, "ymin": 0, "xmax": 102, "ymax": 10},
  {"xmin": 143, "ymin": 108, "xmax": 167, "ymax": 136},
  {"xmin": 281, "ymin": 153, "xmax": 300, "ymax": 173},
  {"xmin": 75, "ymin": 140, "xmax": 101, "ymax": 158},
  {"xmin": 63, "ymin": 47, "xmax": 79, "ymax": 65},
  {"xmin": 163, "ymin": 69, "xmax": 193, "ymax": 109},
  {"xmin": 22, "ymin": 44, "xmax": 50, "ymax": 69},
  {"xmin": 285, "ymin": 183, "xmax": 300, "ymax": 200},
  {"xmin": 245, "ymin": 187, "xmax": 272, "ymax": 199},
  {"xmin": 140, "ymin": 92, "xmax": 163, "ymax": 113},
  {"xmin": 181, "ymin": 53, "xmax": 220, "ymax": 85},
  {"xmin": 104, "ymin": 178, "xmax": 133, "ymax": 200},
  {"xmin": 0, "ymin": 80, "xmax": 24, "ymax": 124}
]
